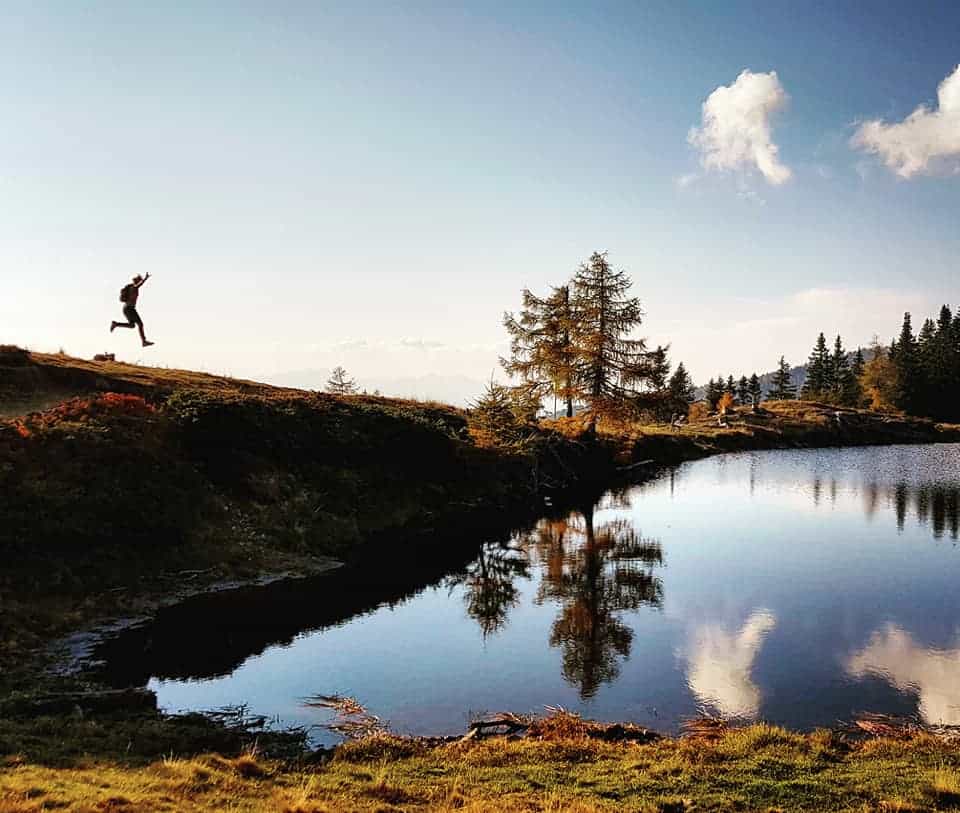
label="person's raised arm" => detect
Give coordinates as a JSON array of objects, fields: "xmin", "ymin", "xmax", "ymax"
[{"xmin": 135, "ymin": 273, "xmax": 151, "ymax": 288}]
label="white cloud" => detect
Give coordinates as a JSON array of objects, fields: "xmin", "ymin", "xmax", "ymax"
[
  {"xmin": 851, "ymin": 64, "xmax": 960, "ymax": 178},
  {"xmin": 688, "ymin": 70, "xmax": 792, "ymax": 186},
  {"xmin": 398, "ymin": 337, "xmax": 446, "ymax": 351},
  {"xmin": 675, "ymin": 172, "xmax": 700, "ymax": 189}
]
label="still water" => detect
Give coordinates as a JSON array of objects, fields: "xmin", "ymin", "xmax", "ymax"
[{"xmin": 97, "ymin": 444, "xmax": 960, "ymax": 743}]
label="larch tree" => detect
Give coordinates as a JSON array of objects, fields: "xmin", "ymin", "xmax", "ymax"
[
  {"xmin": 326, "ymin": 366, "xmax": 358, "ymax": 395},
  {"xmin": 570, "ymin": 252, "xmax": 650, "ymax": 413},
  {"xmin": 860, "ymin": 339, "xmax": 898, "ymax": 411},
  {"xmin": 502, "ymin": 285, "xmax": 578, "ymax": 417}
]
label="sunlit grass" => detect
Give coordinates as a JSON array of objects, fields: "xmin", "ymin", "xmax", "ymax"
[{"xmin": 3, "ymin": 725, "xmax": 960, "ymax": 811}]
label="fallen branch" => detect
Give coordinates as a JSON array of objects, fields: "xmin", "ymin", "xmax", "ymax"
[
  {"xmin": 462, "ymin": 713, "xmax": 530, "ymax": 741},
  {"xmin": 303, "ymin": 694, "xmax": 385, "ymax": 740}
]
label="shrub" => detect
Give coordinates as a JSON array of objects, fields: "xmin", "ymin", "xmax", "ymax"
[
  {"xmin": 467, "ymin": 382, "xmax": 539, "ymax": 450},
  {"xmin": 687, "ymin": 402, "xmax": 709, "ymax": 422},
  {"xmin": 18, "ymin": 393, "xmax": 154, "ymax": 432}
]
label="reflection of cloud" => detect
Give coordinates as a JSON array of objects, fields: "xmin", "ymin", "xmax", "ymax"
[
  {"xmin": 845, "ymin": 624, "xmax": 960, "ymax": 725},
  {"xmin": 686, "ymin": 610, "xmax": 776, "ymax": 719}
]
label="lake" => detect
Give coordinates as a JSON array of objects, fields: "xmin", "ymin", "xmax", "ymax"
[{"xmin": 94, "ymin": 444, "xmax": 960, "ymax": 744}]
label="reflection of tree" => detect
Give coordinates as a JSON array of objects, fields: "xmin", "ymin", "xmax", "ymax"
[
  {"xmin": 881, "ymin": 484, "xmax": 959, "ymax": 540},
  {"xmin": 851, "ymin": 479, "xmax": 958, "ymax": 540},
  {"xmin": 523, "ymin": 506, "xmax": 664, "ymax": 699},
  {"xmin": 447, "ymin": 541, "xmax": 530, "ymax": 638}
]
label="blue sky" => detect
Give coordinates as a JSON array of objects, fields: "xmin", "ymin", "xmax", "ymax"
[{"xmin": 2, "ymin": 2, "xmax": 958, "ymax": 398}]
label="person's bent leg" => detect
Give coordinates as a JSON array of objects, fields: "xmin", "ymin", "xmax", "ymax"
[{"xmin": 133, "ymin": 311, "xmax": 153, "ymax": 346}]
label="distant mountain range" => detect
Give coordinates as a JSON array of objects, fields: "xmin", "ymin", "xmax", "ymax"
[{"xmin": 262, "ymin": 369, "xmax": 488, "ymax": 406}]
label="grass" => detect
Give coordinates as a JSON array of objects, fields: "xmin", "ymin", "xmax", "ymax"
[{"xmin": 3, "ymin": 723, "xmax": 960, "ymax": 811}]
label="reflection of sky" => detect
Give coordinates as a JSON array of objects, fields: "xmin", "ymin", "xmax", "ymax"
[{"xmin": 147, "ymin": 444, "xmax": 960, "ymax": 740}]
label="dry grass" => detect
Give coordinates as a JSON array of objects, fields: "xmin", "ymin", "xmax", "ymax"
[
  {"xmin": 3, "ymin": 724, "xmax": 960, "ymax": 812},
  {"xmin": 16, "ymin": 350, "xmax": 459, "ymax": 411}
]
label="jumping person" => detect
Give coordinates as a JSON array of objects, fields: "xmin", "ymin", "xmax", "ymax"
[{"xmin": 111, "ymin": 273, "xmax": 154, "ymax": 347}]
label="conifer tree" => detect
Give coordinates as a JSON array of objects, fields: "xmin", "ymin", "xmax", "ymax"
[
  {"xmin": 748, "ymin": 373, "xmax": 763, "ymax": 411},
  {"xmin": 667, "ymin": 362, "xmax": 696, "ymax": 412},
  {"xmin": 737, "ymin": 375, "xmax": 750, "ymax": 406},
  {"xmin": 892, "ymin": 312, "xmax": 920, "ymax": 414},
  {"xmin": 917, "ymin": 316, "xmax": 938, "ymax": 417},
  {"xmin": 643, "ymin": 345, "xmax": 672, "ymax": 392},
  {"xmin": 725, "ymin": 375, "xmax": 738, "ymax": 403},
  {"xmin": 710, "ymin": 375, "xmax": 727, "ymax": 410},
  {"xmin": 845, "ymin": 347, "xmax": 865, "ymax": 407},
  {"xmin": 467, "ymin": 381, "xmax": 538, "ymax": 449},
  {"xmin": 769, "ymin": 356, "xmax": 796, "ymax": 400},
  {"xmin": 801, "ymin": 333, "xmax": 830, "ymax": 400},
  {"xmin": 326, "ymin": 366, "xmax": 357, "ymax": 395},
  {"xmin": 502, "ymin": 285, "xmax": 577, "ymax": 417},
  {"xmin": 570, "ymin": 252, "xmax": 650, "ymax": 412},
  {"xmin": 851, "ymin": 347, "xmax": 865, "ymax": 381},
  {"xmin": 931, "ymin": 306, "xmax": 958, "ymax": 419},
  {"xmin": 705, "ymin": 378, "xmax": 721, "ymax": 410},
  {"xmin": 830, "ymin": 335, "xmax": 853, "ymax": 403}
]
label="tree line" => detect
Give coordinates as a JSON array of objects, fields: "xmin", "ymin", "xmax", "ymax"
[
  {"xmin": 703, "ymin": 373, "xmax": 764, "ymax": 412},
  {"xmin": 742, "ymin": 304, "xmax": 959, "ymax": 421}
]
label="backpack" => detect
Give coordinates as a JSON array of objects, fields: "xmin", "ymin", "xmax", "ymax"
[{"xmin": 119, "ymin": 284, "xmax": 134, "ymax": 304}]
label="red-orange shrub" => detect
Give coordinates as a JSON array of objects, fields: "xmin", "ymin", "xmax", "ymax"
[{"xmin": 19, "ymin": 392, "xmax": 155, "ymax": 431}]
